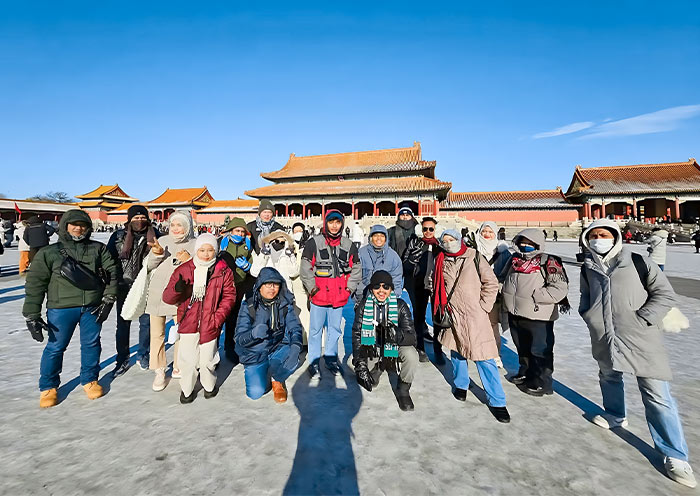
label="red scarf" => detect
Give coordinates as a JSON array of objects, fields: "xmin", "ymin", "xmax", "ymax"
[
  {"xmin": 432, "ymin": 241, "xmax": 467, "ymax": 312},
  {"xmin": 422, "ymin": 236, "xmax": 439, "ymax": 245},
  {"xmin": 511, "ymin": 255, "xmax": 542, "ymax": 274}
]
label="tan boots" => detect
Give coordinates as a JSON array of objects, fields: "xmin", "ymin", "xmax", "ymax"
[
  {"xmin": 271, "ymin": 381, "xmax": 287, "ymax": 403},
  {"xmin": 39, "ymin": 388, "xmax": 58, "ymax": 408},
  {"xmin": 83, "ymin": 381, "xmax": 103, "ymax": 400}
]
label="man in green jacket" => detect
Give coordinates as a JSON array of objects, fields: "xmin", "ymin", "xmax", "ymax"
[
  {"xmin": 23, "ymin": 209, "xmax": 119, "ymax": 408},
  {"xmin": 218, "ymin": 217, "xmax": 255, "ymax": 364}
]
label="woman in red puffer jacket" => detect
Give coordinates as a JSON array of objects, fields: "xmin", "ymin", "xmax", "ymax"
[{"xmin": 163, "ymin": 233, "xmax": 236, "ymax": 403}]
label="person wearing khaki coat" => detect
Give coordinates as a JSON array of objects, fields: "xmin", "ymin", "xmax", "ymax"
[{"xmin": 434, "ymin": 229, "xmax": 510, "ymax": 423}]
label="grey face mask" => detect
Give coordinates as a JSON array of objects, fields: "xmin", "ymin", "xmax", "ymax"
[
  {"xmin": 442, "ymin": 240, "xmax": 461, "ymax": 254},
  {"xmin": 70, "ymin": 234, "xmax": 87, "ymax": 241}
]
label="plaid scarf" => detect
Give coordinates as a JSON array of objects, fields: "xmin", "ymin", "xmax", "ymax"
[
  {"xmin": 511, "ymin": 255, "xmax": 542, "ymax": 274},
  {"xmin": 360, "ymin": 293, "xmax": 399, "ymax": 358}
]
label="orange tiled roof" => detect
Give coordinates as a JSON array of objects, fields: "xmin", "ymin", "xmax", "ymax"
[
  {"xmin": 441, "ymin": 189, "xmax": 574, "ymax": 210},
  {"xmin": 198, "ymin": 199, "xmax": 259, "ymax": 213},
  {"xmin": 76, "ymin": 184, "xmax": 137, "ymax": 201},
  {"xmin": 246, "ymin": 176, "xmax": 451, "ymax": 198},
  {"xmin": 261, "ymin": 142, "xmax": 435, "ymax": 180},
  {"xmin": 106, "ymin": 203, "xmax": 145, "ymax": 214},
  {"xmin": 148, "ymin": 187, "xmax": 213, "ymax": 206},
  {"xmin": 566, "ymin": 159, "xmax": 700, "ymax": 197},
  {"xmin": 77, "ymin": 200, "xmax": 123, "ymax": 209}
]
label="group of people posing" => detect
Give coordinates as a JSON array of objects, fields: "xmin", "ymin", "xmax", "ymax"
[{"xmin": 20, "ymin": 201, "xmax": 695, "ymax": 488}]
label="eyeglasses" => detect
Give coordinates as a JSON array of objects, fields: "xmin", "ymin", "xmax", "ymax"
[
  {"xmin": 372, "ymin": 283, "xmax": 392, "ymax": 290},
  {"xmin": 422, "ymin": 227, "xmax": 435, "ymax": 232}
]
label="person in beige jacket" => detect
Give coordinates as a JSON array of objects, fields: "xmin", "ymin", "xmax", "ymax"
[
  {"xmin": 434, "ymin": 229, "xmax": 510, "ymax": 423},
  {"xmin": 501, "ymin": 228, "xmax": 569, "ymax": 397},
  {"xmin": 146, "ymin": 211, "xmax": 196, "ymax": 391}
]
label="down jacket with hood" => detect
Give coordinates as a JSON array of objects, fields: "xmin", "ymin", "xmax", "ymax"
[
  {"xmin": 357, "ymin": 225, "xmax": 404, "ymax": 301},
  {"xmin": 501, "ymin": 228, "xmax": 569, "ymax": 322},
  {"xmin": 250, "ymin": 231, "xmax": 299, "ymax": 290},
  {"xmin": 234, "ymin": 267, "xmax": 304, "ymax": 366},
  {"xmin": 162, "ymin": 257, "xmax": 236, "ymax": 344},
  {"xmin": 646, "ymin": 230, "xmax": 668, "ymax": 265},
  {"xmin": 23, "ymin": 209, "xmax": 119, "ymax": 318},
  {"xmin": 579, "ymin": 219, "xmax": 676, "ymax": 381}
]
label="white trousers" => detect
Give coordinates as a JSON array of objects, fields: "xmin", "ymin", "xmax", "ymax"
[{"xmin": 178, "ymin": 333, "xmax": 219, "ymax": 396}]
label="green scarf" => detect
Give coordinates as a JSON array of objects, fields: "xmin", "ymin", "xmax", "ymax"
[{"xmin": 360, "ymin": 293, "xmax": 399, "ymax": 358}]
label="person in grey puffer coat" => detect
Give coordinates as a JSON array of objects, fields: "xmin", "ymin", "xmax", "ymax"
[
  {"xmin": 501, "ymin": 228, "xmax": 568, "ymax": 396},
  {"xmin": 357, "ymin": 225, "xmax": 403, "ymax": 303},
  {"xmin": 646, "ymin": 228, "xmax": 668, "ymax": 270},
  {"xmin": 579, "ymin": 219, "xmax": 695, "ymax": 489}
]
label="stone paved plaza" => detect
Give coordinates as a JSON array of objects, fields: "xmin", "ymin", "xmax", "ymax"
[{"xmin": 1, "ymin": 239, "xmax": 698, "ymax": 495}]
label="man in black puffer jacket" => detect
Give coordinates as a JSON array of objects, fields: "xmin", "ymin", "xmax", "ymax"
[
  {"xmin": 352, "ymin": 270, "xmax": 418, "ymax": 411},
  {"xmin": 107, "ymin": 205, "xmax": 159, "ymax": 375},
  {"xmin": 23, "ymin": 216, "xmax": 56, "ymax": 263}
]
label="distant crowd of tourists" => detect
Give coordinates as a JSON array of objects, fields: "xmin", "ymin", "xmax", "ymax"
[{"xmin": 15, "ymin": 200, "xmax": 697, "ymax": 488}]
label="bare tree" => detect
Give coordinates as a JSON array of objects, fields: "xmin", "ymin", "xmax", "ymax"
[{"xmin": 27, "ymin": 191, "xmax": 75, "ymax": 203}]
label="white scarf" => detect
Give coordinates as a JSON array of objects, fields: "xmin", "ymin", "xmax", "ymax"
[
  {"xmin": 191, "ymin": 255, "xmax": 217, "ymax": 302},
  {"xmin": 476, "ymin": 221, "xmax": 500, "ymax": 257}
]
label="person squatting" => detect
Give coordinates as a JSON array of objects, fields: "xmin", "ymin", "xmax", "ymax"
[{"xmin": 21, "ymin": 205, "xmax": 697, "ymax": 489}]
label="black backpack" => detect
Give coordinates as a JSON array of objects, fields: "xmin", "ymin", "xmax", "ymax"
[{"xmin": 581, "ymin": 252, "xmax": 649, "ymax": 290}]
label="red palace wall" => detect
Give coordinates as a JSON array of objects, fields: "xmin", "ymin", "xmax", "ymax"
[{"xmin": 441, "ymin": 209, "xmax": 580, "ymax": 226}]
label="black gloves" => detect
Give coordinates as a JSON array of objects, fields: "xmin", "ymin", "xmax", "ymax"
[
  {"xmin": 355, "ymin": 362, "xmax": 373, "ymax": 392},
  {"xmin": 91, "ymin": 294, "xmax": 117, "ymax": 324},
  {"xmin": 385, "ymin": 323, "xmax": 398, "ymax": 343},
  {"xmin": 283, "ymin": 344, "xmax": 302, "ymax": 370},
  {"xmin": 26, "ymin": 317, "xmax": 48, "ymax": 342},
  {"xmin": 174, "ymin": 273, "xmax": 187, "ymax": 293}
]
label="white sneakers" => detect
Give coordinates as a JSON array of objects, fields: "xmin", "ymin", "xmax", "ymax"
[
  {"xmin": 591, "ymin": 413, "xmax": 628, "ymax": 429},
  {"xmin": 494, "ymin": 357, "xmax": 504, "ymax": 369},
  {"xmin": 152, "ymin": 368, "xmax": 167, "ymax": 392},
  {"xmin": 665, "ymin": 457, "xmax": 697, "ymax": 488},
  {"xmin": 171, "ymin": 368, "xmax": 181, "ymax": 379}
]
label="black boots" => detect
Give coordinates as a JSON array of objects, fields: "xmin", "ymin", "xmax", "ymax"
[
  {"xmin": 417, "ymin": 349, "xmax": 430, "ymax": 363},
  {"xmin": 180, "ymin": 391, "xmax": 196, "ymax": 404},
  {"xmin": 453, "ymin": 388, "xmax": 467, "ymax": 401},
  {"xmin": 488, "ymin": 406, "xmax": 511, "ymax": 423},
  {"xmin": 521, "ymin": 357, "xmax": 553, "ymax": 396},
  {"xmin": 397, "ymin": 381, "xmax": 414, "ymax": 411},
  {"xmin": 203, "ymin": 386, "xmax": 219, "ymax": 399}
]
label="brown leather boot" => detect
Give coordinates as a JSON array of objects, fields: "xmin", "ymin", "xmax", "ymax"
[
  {"xmin": 83, "ymin": 381, "xmax": 103, "ymax": 400},
  {"xmin": 271, "ymin": 381, "xmax": 287, "ymax": 403},
  {"xmin": 39, "ymin": 388, "xmax": 58, "ymax": 408}
]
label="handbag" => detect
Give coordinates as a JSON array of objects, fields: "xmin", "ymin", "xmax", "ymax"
[
  {"xmin": 58, "ymin": 244, "xmax": 105, "ymax": 291},
  {"xmin": 120, "ymin": 257, "xmax": 152, "ymax": 321},
  {"xmin": 432, "ymin": 259, "xmax": 467, "ymax": 330}
]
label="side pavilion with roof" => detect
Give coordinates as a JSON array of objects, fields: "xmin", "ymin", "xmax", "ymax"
[
  {"xmin": 565, "ymin": 158, "xmax": 700, "ymax": 222},
  {"xmin": 105, "ymin": 187, "xmax": 214, "ymax": 224},
  {"xmin": 245, "ymin": 142, "xmax": 452, "ymax": 219},
  {"xmin": 76, "ymin": 184, "xmax": 139, "ymax": 222},
  {"xmin": 440, "ymin": 188, "xmax": 579, "ymax": 226}
]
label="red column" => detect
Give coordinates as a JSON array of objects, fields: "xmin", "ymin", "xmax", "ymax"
[
  {"xmin": 302, "ymin": 203, "xmax": 306, "ymax": 220},
  {"xmin": 600, "ymin": 201, "xmax": 606, "ymax": 218},
  {"xmin": 674, "ymin": 198, "xmax": 681, "ymax": 220},
  {"xmin": 395, "ymin": 201, "xmax": 399, "ymax": 215},
  {"xmin": 373, "ymin": 201, "xmax": 377, "ymax": 216},
  {"xmin": 285, "ymin": 203, "xmax": 289, "ymax": 217},
  {"xmin": 632, "ymin": 198, "xmax": 637, "ymax": 218},
  {"xmin": 322, "ymin": 204, "xmax": 326, "ymax": 219},
  {"xmin": 352, "ymin": 201, "xmax": 357, "ymax": 220},
  {"xmin": 433, "ymin": 199, "xmax": 440, "ymax": 215}
]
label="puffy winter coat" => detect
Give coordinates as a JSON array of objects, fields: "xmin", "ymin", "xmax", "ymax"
[
  {"xmin": 235, "ymin": 267, "xmax": 303, "ymax": 366},
  {"xmin": 437, "ymin": 248, "xmax": 500, "ymax": 361},
  {"xmin": 646, "ymin": 231, "xmax": 667, "ymax": 265},
  {"xmin": 501, "ymin": 228, "xmax": 568, "ymax": 322},
  {"xmin": 246, "ymin": 218, "xmax": 285, "ymax": 255},
  {"xmin": 579, "ymin": 220, "xmax": 675, "ymax": 381},
  {"xmin": 388, "ymin": 219, "xmax": 418, "ymax": 260},
  {"xmin": 23, "ymin": 219, "xmax": 55, "ymax": 249},
  {"xmin": 403, "ymin": 236, "xmax": 441, "ymax": 289},
  {"xmin": 23, "ymin": 209, "xmax": 118, "ymax": 318},
  {"xmin": 145, "ymin": 234, "xmax": 196, "ymax": 317},
  {"xmin": 351, "ymin": 295, "xmax": 416, "ymax": 367},
  {"xmin": 300, "ymin": 234, "xmax": 362, "ymax": 308},
  {"xmin": 219, "ymin": 235, "xmax": 254, "ymax": 285},
  {"xmin": 250, "ymin": 241, "xmax": 299, "ymax": 290},
  {"xmin": 107, "ymin": 227, "xmax": 161, "ymax": 291},
  {"xmin": 15, "ymin": 223, "xmax": 29, "ymax": 251},
  {"xmin": 162, "ymin": 259, "xmax": 236, "ymax": 344},
  {"xmin": 357, "ymin": 225, "xmax": 404, "ymax": 300}
]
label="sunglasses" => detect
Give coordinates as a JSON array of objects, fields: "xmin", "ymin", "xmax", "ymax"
[
  {"xmin": 372, "ymin": 283, "xmax": 392, "ymax": 290},
  {"xmin": 422, "ymin": 227, "xmax": 435, "ymax": 232}
]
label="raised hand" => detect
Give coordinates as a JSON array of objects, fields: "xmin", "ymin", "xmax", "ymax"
[
  {"xmin": 175, "ymin": 250, "xmax": 191, "ymax": 263},
  {"xmin": 149, "ymin": 238, "xmax": 165, "ymax": 256}
]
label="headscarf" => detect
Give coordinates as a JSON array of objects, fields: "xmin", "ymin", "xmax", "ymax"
[
  {"xmin": 191, "ymin": 233, "xmax": 219, "ymax": 302},
  {"xmin": 432, "ymin": 232, "xmax": 467, "ymax": 314},
  {"xmin": 168, "ymin": 211, "xmax": 194, "ymax": 243},
  {"xmin": 476, "ymin": 221, "xmax": 499, "ymax": 257}
]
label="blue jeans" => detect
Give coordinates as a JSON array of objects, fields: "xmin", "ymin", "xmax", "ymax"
[
  {"xmin": 658, "ymin": 264, "xmax": 665, "ymax": 271},
  {"xmin": 244, "ymin": 346, "xmax": 300, "ymax": 400},
  {"xmin": 40, "ymin": 306, "xmax": 102, "ymax": 391},
  {"xmin": 451, "ymin": 351, "xmax": 507, "ymax": 407},
  {"xmin": 116, "ymin": 293, "xmax": 150, "ymax": 364},
  {"xmin": 599, "ymin": 367, "xmax": 689, "ymax": 460},
  {"xmin": 308, "ymin": 304, "xmax": 344, "ymax": 364}
]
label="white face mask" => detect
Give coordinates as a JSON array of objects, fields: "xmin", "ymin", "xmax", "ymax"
[
  {"xmin": 442, "ymin": 240, "xmax": 462, "ymax": 254},
  {"xmin": 293, "ymin": 232, "xmax": 303, "ymax": 242},
  {"xmin": 589, "ymin": 238, "xmax": 615, "ymax": 255}
]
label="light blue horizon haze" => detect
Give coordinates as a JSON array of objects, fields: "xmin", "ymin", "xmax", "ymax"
[{"xmin": 1, "ymin": 1, "xmax": 699, "ymax": 201}]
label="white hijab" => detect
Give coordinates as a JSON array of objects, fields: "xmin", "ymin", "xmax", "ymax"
[
  {"xmin": 169, "ymin": 211, "xmax": 194, "ymax": 243},
  {"xmin": 476, "ymin": 221, "xmax": 499, "ymax": 257}
]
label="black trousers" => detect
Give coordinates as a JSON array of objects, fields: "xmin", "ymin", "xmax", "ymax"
[
  {"xmin": 405, "ymin": 280, "xmax": 431, "ymax": 352},
  {"xmin": 508, "ymin": 313, "xmax": 555, "ymax": 386}
]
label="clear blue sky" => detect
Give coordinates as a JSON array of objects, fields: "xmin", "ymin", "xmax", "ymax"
[{"xmin": 2, "ymin": 1, "xmax": 699, "ymax": 201}]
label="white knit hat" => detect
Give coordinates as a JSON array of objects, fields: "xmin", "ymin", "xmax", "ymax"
[{"xmin": 194, "ymin": 233, "xmax": 219, "ymax": 254}]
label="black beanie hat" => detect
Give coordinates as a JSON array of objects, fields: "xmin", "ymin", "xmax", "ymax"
[
  {"xmin": 292, "ymin": 222, "xmax": 305, "ymax": 231},
  {"xmin": 369, "ymin": 270, "xmax": 394, "ymax": 289},
  {"xmin": 127, "ymin": 205, "xmax": 149, "ymax": 222}
]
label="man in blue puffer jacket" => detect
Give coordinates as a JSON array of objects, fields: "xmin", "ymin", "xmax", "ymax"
[
  {"xmin": 235, "ymin": 267, "xmax": 304, "ymax": 403},
  {"xmin": 357, "ymin": 224, "xmax": 404, "ymax": 303}
]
